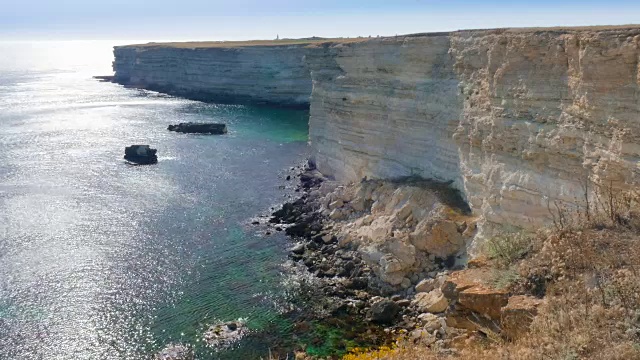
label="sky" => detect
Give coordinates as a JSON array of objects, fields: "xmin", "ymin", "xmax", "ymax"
[{"xmin": 1, "ymin": 0, "xmax": 640, "ymax": 41}]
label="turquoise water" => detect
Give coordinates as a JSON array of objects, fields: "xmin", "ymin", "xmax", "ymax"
[{"xmin": 0, "ymin": 41, "xmax": 310, "ymax": 359}]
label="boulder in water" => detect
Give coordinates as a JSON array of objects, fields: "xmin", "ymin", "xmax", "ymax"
[
  {"xmin": 124, "ymin": 145, "xmax": 158, "ymax": 165},
  {"xmin": 167, "ymin": 122, "xmax": 227, "ymax": 135},
  {"xmin": 203, "ymin": 319, "xmax": 248, "ymax": 349}
]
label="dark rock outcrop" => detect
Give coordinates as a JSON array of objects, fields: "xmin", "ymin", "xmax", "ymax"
[
  {"xmin": 124, "ymin": 145, "xmax": 158, "ymax": 165},
  {"xmin": 367, "ymin": 299, "xmax": 400, "ymax": 325},
  {"xmin": 167, "ymin": 122, "xmax": 228, "ymax": 135},
  {"xmin": 93, "ymin": 75, "xmax": 115, "ymax": 82}
]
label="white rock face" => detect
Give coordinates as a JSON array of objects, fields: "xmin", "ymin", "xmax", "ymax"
[
  {"xmin": 307, "ymin": 35, "xmax": 463, "ymax": 187},
  {"xmin": 305, "ymin": 27, "xmax": 640, "ymax": 245},
  {"xmin": 113, "ymin": 45, "xmax": 312, "ymax": 107}
]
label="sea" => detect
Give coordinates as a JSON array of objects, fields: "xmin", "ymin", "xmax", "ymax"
[{"xmin": 0, "ymin": 40, "xmax": 312, "ymax": 359}]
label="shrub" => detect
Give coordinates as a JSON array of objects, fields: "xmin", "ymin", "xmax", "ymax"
[
  {"xmin": 490, "ymin": 267, "xmax": 522, "ymax": 290},
  {"xmin": 483, "ymin": 231, "xmax": 532, "ymax": 269}
]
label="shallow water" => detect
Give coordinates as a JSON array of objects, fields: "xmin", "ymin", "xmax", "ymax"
[{"xmin": 0, "ymin": 41, "xmax": 310, "ymax": 359}]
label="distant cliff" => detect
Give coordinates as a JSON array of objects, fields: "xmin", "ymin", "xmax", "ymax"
[
  {"xmin": 113, "ymin": 42, "xmax": 314, "ymax": 108},
  {"xmin": 112, "ymin": 26, "xmax": 640, "ymax": 238}
]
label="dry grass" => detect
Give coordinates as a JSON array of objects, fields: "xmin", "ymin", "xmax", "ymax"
[{"xmin": 514, "ymin": 228, "xmax": 640, "ymax": 360}]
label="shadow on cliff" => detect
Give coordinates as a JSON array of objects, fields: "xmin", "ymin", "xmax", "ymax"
[{"xmin": 385, "ymin": 175, "xmax": 472, "ymax": 215}]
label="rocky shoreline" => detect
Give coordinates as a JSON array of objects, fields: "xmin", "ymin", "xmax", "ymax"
[
  {"xmin": 264, "ymin": 159, "xmax": 544, "ymax": 358},
  {"xmin": 154, "ymin": 159, "xmax": 543, "ymax": 359},
  {"xmin": 263, "ymin": 161, "xmax": 475, "ymax": 356}
]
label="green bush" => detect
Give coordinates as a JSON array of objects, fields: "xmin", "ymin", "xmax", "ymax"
[
  {"xmin": 483, "ymin": 231, "xmax": 532, "ymax": 268},
  {"xmin": 491, "ymin": 267, "xmax": 522, "ymax": 290}
]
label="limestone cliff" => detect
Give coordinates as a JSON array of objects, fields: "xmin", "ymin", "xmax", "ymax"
[
  {"xmin": 306, "ymin": 27, "xmax": 640, "ymax": 240},
  {"xmin": 113, "ymin": 43, "xmax": 312, "ymax": 107},
  {"xmin": 112, "ymin": 26, "xmax": 640, "ymax": 242}
]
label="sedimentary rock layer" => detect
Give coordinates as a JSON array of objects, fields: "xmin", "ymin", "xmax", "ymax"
[
  {"xmin": 113, "ymin": 44, "xmax": 312, "ymax": 107},
  {"xmin": 307, "ymin": 34, "xmax": 462, "ymax": 188}
]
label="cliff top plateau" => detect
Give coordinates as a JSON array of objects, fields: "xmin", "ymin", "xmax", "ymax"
[{"xmin": 119, "ymin": 24, "xmax": 640, "ymax": 49}]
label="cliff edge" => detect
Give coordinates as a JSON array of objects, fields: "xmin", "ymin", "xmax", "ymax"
[{"xmin": 112, "ymin": 25, "xmax": 640, "ymax": 244}]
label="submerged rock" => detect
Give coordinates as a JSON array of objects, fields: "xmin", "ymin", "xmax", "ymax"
[
  {"xmin": 155, "ymin": 344, "xmax": 194, "ymax": 360},
  {"xmin": 168, "ymin": 122, "xmax": 227, "ymax": 134},
  {"xmin": 124, "ymin": 145, "xmax": 158, "ymax": 165},
  {"xmin": 203, "ymin": 320, "xmax": 248, "ymax": 349}
]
